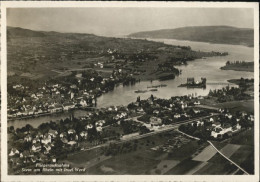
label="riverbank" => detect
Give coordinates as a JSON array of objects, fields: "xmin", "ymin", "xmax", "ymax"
[
  {"xmin": 227, "ymin": 78, "xmax": 254, "ymax": 85},
  {"xmin": 8, "ymin": 107, "xmax": 96, "ymax": 122}
]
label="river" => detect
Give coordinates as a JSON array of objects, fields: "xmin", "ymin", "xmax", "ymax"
[
  {"xmin": 8, "ymin": 39, "xmax": 254, "ymax": 129},
  {"xmin": 96, "ymin": 39, "xmax": 253, "ymax": 107}
]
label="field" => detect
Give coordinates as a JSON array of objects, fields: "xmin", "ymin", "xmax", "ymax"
[
  {"xmin": 165, "ymin": 158, "xmax": 203, "ymax": 175},
  {"xmin": 230, "ymin": 146, "xmax": 254, "ymax": 166},
  {"xmin": 185, "ymin": 143, "xmax": 240, "ymax": 174},
  {"xmin": 170, "ymin": 128, "xmax": 254, "ymax": 175},
  {"xmin": 201, "ymin": 99, "xmax": 254, "ymax": 113},
  {"xmin": 214, "ymin": 100, "xmax": 254, "ymax": 113},
  {"xmin": 193, "ymin": 143, "xmax": 240, "ymax": 174},
  {"xmin": 228, "ymin": 129, "xmax": 255, "ymax": 174},
  {"xmin": 150, "ymin": 160, "xmax": 180, "ymax": 174},
  {"xmin": 229, "ymin": 128, "xmax": 254, "ymax": 146},
  {"xmin": 192, "ymin": 145, "xmax": 217, "ymax": 162},
  {"xmin": 194, "ymin": 161, "xmax": 237, "ymax": 175},
  {"xmin": 166, "ymin": 140, "xmax": 201, "ymax": 161},
  {"xmin": 219, "ymin": 144, "xmax": 241, "ymax": 158},
  {"xmin": 56, "ymin": 128, "xmax": 254, "ymax": 175},
  {"xmin": 204, "ymin": 128, "xmax": 255, "ymax": 175},
  {"xmin": 210, "ymin": 140, "xmax": 228, "ymax": 150},
  {"xmin": 60, "ymin": 148, "xmax": 106, "ymax": 168},
  {"xmin": 86, "ymin": 150, "xmax": 159, "ymax": 174},
  {"xmin": 57, "ymin": 131, "xmax": 208, "ymax": 175}
]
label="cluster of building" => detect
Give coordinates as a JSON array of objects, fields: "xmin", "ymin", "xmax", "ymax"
[
  {"xmin": 121, "ymin": 95, "xmax": 208, "ymax": 138},
  {"xmin": 180, "ymin": 108, "xmax": 254, "ymax": 140},
  {"xmin": 8, "ymin": 93, "xmax": 254, "ymax": 172},
  {"xmin": 8, "ymin": 82, "xmax": 94, "ymax": 119},
  {"xmin": 8, "ymin": 117, "xmax": 108, "ymax": 168},
  {"xmin": 8, "ymin": 103, "xmax": 135, "ymax": 169},
  {"xmin": 8, "ymin": 68, "xmax": 136, "ymax": 119},
  {"xmin": 210, "ymin": 110, "xmax": 254, "ymax": 138}
]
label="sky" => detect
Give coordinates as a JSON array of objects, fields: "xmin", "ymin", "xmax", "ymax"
[{"xmin": 7, "ymin": 8, "xmax": 254, "ymax": 37}]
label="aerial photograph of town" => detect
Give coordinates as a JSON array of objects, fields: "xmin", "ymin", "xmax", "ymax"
[{"xmin": 4, "ymin": 4, "xmax": 257, "ymax": 178}]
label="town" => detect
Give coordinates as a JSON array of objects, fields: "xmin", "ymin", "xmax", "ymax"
[
  {"xmin": 8, "ymin": 89, "xmax": 254, "ymax": 174},
  {"xmin": 8, "ymin": 68, "xmax": 137, "ymax": 120}
]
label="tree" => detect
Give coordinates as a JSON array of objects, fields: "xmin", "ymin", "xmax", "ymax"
[
  {"xmin": 136, "ymin": 96, "xmax": 141, "ymax": 102},
  {"xmin": 179, "ymin": 124, "xmax": 186, "ymax": 132},
  {"xmin": 8, "ymin": 126, "xmax": 15, "ymax": 133},
  {"xmin": 51, "ymin": 138, "xmax": 64, "ymax": 157},
  {"xmin": 151, "ymin": 94, "xmax": 154, "ymax": 101},
  {"xmin": 25, "ymin": 124, "xmax": 33, "ymax": 132},
  {"xmin": 226, "ymin": 61, "xmax": 230, "ymax": 65}
]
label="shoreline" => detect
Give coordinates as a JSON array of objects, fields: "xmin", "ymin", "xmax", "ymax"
[
  {"xmin": 131, "ymin": 37, "xmax": 254, "ymax": 48},
  {"xmin": 220, "ymin": 67, "xmax": 254, "ymax": 72},
  {"xmin": 8, "ymin": 107, "xmax": 96, "ymax": 122}
]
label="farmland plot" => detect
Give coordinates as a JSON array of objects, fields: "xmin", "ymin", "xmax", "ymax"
[
  {"xmin": 192, "ymin": 145, "xmax": 217, "ymax": 162},
  {"xmin": 220, "ymin": 144, "xmax": 241, "ymax": 158},
  {"xmin": 150, "ymin": 160, "xmax": 180, "ymax": 174}
]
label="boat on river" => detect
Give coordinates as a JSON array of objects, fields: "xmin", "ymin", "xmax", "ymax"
[
  {"xmin": 134, "ymin": 90, "xmax": 148, "ymax": 93},
  {"xmin": 147, "ymin": 84, "xmax": 167, "ymax": 88},
  {"xmin": 149, "ymin": 89, "xmax": 158, "ymax": 92}
]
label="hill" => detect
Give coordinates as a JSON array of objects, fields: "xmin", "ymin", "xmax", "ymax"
[
  {"xmin": 7, "ymin": 27, "xmax": 46, "ymax": 38},
  {"xmin": 128, "ymin": 26, "xmax": 254, "ymax": 47},
  {"xmin": 7, "ymin": 27, "xmax": 227, "ymax": 81}
]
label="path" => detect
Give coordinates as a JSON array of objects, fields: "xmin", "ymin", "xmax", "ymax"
[{"xmin": 207, "ymin": 141, "xmax": 249, "ymax": 175}]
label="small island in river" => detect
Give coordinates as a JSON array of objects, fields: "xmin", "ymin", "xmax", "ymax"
[
  {"xmin": 178, "ymin": 77, "xmax": 207, "ymax": 89},
  {"xmin": 220, "ymin": 61, "xmax": 254, "ymax": 72}
]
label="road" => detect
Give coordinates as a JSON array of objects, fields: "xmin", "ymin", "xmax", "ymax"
[{"xmin": 207, "ymin": 141, "xmax": 249, "ymax": 175}]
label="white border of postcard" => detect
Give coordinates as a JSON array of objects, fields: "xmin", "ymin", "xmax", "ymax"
[{"xmin": 1, "ymin": 1, "xmax": 259, "ymax": 182}]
